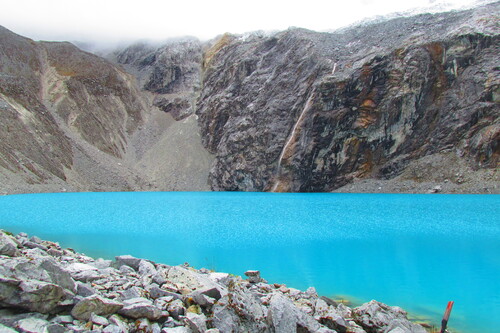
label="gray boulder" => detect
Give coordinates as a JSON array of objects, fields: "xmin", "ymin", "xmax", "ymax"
[
  {"xmin": 75, "ymin": 281, "xmax": 97, "ymax": 297},
  {"xmin": 212, "ymin": 283, "xmax": 268, "ymax": 332},
  {"xmin": 119, "ymin": 265, "xmax": 136, "ymax": 274},
  {"xmin": 71, "ymin": 295, "xmax": 123, "ymax": 320},
  {"xmin": 24, "ymin": 241, "xmax": 49, "ymax": 252},
  {"xmin": 65, "ymin": 263, "xmax": 101, "ymax": 282},
  {"xmin": 0, "ymin": 277, "xmax": 67, "ymax": 314},
  {"xmin": 314, "ymin": 299, "xmax": 348, "ymax": 333},
  {"xmin": 165, "ymin": 266, "xmax": 223, "ymax": 294},
  {"xmin": 115, "ymin": 255, "xmax": 142, "ymax": 271},
  {"xmin": 138, "ymin": 260, "xmax": 157, "ymax": 277},
  {"xmin": 50, "ymin": 315, "xmax": 73, "ymax": 324},
  {"xmin": 149, "ymin": 286, "xmax": 182, "ymax": 300},
  {"xmin": 0, "ymin": 232, "xmax": 19, "ymax": 257},
  {"xmin": 268, "ymin": 293, "xmax": 321, "ymax": 333},
  {"xmin": 354, "ymin": 301, "xmax": 426, "ymax": 333},
  {"xmin": 188, "ymin": 286, "xmax": 222, "ymax": 308},
  {"xmin": 118, "ymin": 297, "xmax": 162, "ymax": 320},
  {"xmin": 117, "ymin": 286, "xmax": 145, "ymax": 300},
  {"xmin": 152, "ymin": 268, "xmax": 169, "ymax": 285},
  {"xmin": 39, "ymin": 259, "xmax": 76, "ymax": 293},
  {"xmin": 184, "ymin": 312, "xmax": 207, "ymax": 333}
]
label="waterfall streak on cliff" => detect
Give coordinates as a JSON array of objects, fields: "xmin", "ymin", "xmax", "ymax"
[
  {"xmin": 271, "ymin": 91, "xmax": 315, "ymax": 192},
  {"xmin": 270, "ymin": 180, "xmax": 281, "ymax": 192},
  {"xmin": 276, "ymin": 92, "xmax": 315, "ymax": 169}
]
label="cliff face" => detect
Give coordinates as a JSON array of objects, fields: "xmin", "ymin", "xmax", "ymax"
[
  {"xmin": 113, "ymin": 39, "xmax": 203, "ymax": 121},
  {"xmin": 196, "ymin": 2, "xmax": 499, "ymax": 192}
]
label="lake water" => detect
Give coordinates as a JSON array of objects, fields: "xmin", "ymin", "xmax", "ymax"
[{"xmin": 0, "ymin": 192, "xmax": 498, "ymax": 332}]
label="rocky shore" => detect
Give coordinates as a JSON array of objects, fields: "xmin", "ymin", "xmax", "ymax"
[{"xmin": 0, "ymin": 230, "xmax": 430, "ymax": 333}]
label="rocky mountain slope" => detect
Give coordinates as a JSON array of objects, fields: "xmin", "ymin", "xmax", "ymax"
[
  {"xmin": 0, "ymin": 1, "xmax": 498, "ymax": 194},
  {"xmin": 0, "ymin": 27, "xmax": 213, "ymax": 194}
]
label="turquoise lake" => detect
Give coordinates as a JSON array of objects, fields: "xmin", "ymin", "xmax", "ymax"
[{"xmin": 0, "ymin": 192, "xmax": 498, "ymax": 332}]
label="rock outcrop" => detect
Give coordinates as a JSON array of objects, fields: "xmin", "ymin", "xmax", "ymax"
[
  {"xmin": 0, "ymin": 230, "xmax": 429, "ymax": 332},
  {"xmin": 112, "ymin": 39, "xmax": 203, "ymax": 121},
  {"xmin": 195, "ymin": 2, "xmax": 499, "ymax": 192}
]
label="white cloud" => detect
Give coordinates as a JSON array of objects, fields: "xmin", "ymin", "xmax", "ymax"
[{"xmin": 0, "ymin": 0, "xmax": 489, "ymax": 43}]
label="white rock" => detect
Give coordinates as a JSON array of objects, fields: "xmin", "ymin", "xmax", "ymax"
[
  {"xmin": 65, "ymin": 263, "xmax": 98, "ymax": 273},
  {"xmin": 16, "ymin": 318, "xmax": 48, "ymax": 333}
]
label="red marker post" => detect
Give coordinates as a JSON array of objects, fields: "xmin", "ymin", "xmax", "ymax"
[{"xmin": 440, "ymin": 301, "xmax": 454, "ymax": 333}]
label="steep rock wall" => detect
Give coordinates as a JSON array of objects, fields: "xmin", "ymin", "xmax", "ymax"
[{"xmin": 195, "ymin": 2, "xmax": 499, "ymax": 192}]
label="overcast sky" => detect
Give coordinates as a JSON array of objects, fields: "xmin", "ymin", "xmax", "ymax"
[{"xmin": 0, "ymin": 0, "xmax": 488, "ymax": 44}]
